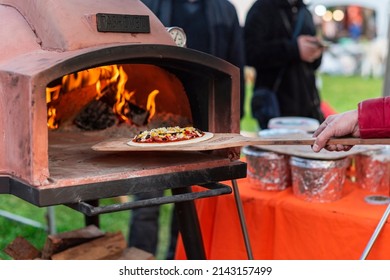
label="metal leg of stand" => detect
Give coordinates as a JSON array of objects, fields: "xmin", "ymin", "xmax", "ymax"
[
  {"xmin": 173, "ymin": 186, "xmax": 206, "ymax": 260},
  {"xmin": 231, "ymin": 179, "xmax": 253, "ymax": 260},
  {"xmin": 360, "ymin": 202, "xmax": 390, "ymax": 260},
  {"xmin": 0, "ymin": 209, "xmax": 47, "ymax": 230},
  {"xmin": 84, "ymin": 200, "xmax": 100, "ymax": 227},
  {"xmin": 0, "ymin": 207, "xmax": 56, "ymax": 234},
  {"xmin": 46, "ymin": 206, "xmax": 57, "ymax": 235}
]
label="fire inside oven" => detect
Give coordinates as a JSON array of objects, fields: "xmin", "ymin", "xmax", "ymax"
[{"xmin": 46, "ymin": 64, "xmax": 193, "ymax": 135}]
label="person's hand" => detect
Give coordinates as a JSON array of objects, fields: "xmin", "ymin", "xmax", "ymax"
[
  {"xmin": 312, "ymin": 110, "xmax": 360, "ymax": 152},
  {"xmin": 297, "ymin": 35, "xmax": 323, "ymax": 63}
]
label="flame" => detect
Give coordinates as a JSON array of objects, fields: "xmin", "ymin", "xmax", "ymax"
[
  {"xmin": 146, "ymin": 89, "xmax": 160, "ymax": 122},
  {"xmin": 113, "ymin": 66, "xmax": 134, "ymax": 122},
  {"xmin": 47, "ymin": 107, "xmax": 58, "ymax": 129},
  {"xmin": 46, "ymin": 85, "xmax": 62, "ymax": 129},
  {"xmin": 46, "ymin": 65, "xmax": 159, "ymax": 130}
]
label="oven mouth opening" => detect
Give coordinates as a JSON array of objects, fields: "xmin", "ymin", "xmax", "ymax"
[{"xmin": 46, "ymin": 63, "xmax": 194, "ymax": 138}]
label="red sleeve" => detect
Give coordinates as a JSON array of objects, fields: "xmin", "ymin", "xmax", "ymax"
[{"xmin": 358, "ymin": 96, "xmax": 390, "ymax": 138}]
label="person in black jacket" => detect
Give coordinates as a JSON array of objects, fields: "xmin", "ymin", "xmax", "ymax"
[
  {"xmin": 129, "ymin": 0, "xmax": 246, "ymax": 259},
  {"xmin": 244, "ymin": 0, "xmax": 325, "ymax": 129}
]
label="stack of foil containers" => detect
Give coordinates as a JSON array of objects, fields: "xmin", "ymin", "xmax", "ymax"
[
  {"xmin": 290, "ymin": 156, "xmax": 350, "ymax": 202},
  {"xmin": 242, "ymin": 146, "xmax": 291, "ymax": 191},
  {"xmin": 354, "ymin": 147, "xmax": 390, "ymax": 194}
]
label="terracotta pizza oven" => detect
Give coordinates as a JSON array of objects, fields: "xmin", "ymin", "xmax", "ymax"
[{"xmin": 0, "ymin": 0, "xmax": 247, "ymax": 258}]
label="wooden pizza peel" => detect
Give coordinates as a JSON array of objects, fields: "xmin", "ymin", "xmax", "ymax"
[{"xmin": 92, "ymin": 132, "xmax": 390, "ymax": 154}]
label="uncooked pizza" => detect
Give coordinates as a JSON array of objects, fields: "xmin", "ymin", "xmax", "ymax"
[{"xmin": 128, "ymin": 126, "xmax": 214, "ymax": 147}]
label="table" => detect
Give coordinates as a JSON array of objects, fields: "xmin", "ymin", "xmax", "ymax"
[{"xmin": 175, "ymin": 177, "xmax": 390, "ymax": 260}]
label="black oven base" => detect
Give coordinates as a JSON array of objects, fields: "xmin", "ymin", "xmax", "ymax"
[
  {"xmin": 0, "ymin": 161, "xmax": 246, "ymax": 206},
  {"xmin": 0, "ymin": 161, "xmax": 248, "ymax": 260}
]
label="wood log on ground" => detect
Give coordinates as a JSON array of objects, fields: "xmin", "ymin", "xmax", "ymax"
[
  {"xmin": 118, "ymin": 247, "xmax": 155, "ymax": 260},
  {"xmin": 4, "ymin": 236, "xmax": 40, "ymax": 260},
  {"xmin": 41, "ymin": 225, "xmax": 105, "ymax": 259},
  {"xmin": 50, "ymin": 231, "xmax": 126, "ymax": 260},
  {"xmin": 5, "ymin": 228, "xmax": 155, "ymax": 260}
]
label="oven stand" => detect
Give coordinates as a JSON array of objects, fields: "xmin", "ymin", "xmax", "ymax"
[
  {"xmin": 68, "ymin": 181, "xmax": 254, "ymax": 260},
  {"xmin": 232, "ymin": 179, "xmax": 254, "ymax": 260},
  {"xmin": 172, "ymin": 186, "xmax": 206, "ymax": 259},
  {"xmin": 66, "ymin": 182, "xmax": 232, "ymax": 260},
  {"xmin": 0, "ymin": 173, "xmax": 252, "ymax": 260}
]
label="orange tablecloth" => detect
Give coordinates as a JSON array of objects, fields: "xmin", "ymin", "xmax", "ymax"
[{"xmin": 175, "ymin": 177, "xmax": 390, "ymax": 260}]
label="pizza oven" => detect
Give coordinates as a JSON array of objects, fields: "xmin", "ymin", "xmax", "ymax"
[{"xmin": 0, "ymin": 0, "xmax": 247, "ymax": 258}]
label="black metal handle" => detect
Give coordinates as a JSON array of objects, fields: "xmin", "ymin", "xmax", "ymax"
[{"xmin": 65, "ymin": 182, "xmax": 232, "ymax": 216}]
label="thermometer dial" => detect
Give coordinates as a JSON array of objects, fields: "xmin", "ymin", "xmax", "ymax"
[{"xmin": 167, "ymin": 27, "xmax": 187, "ymax": 47}]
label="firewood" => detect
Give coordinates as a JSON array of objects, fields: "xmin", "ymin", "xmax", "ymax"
[
  {"xmin": 74, "ymin": 99, "xmax": 117, "ymax": 130},
  {"xmin": 50, "ymin": 231, "xmax": 126, "ymax": 260},
  {"xmin": 118, "ymin": 247, "xmax": 155, "ymax": 260},
  {"xmin": 41, "ymin": 225, "xmax": 105, "ymax": 259},
  {"xmin": 4, "ymin": 236, "xmax": 40, "ymax": 260},
  {"xmin": 127, "ymin": 102, "xmax": 149, "ymax": 126},
  {"xmin": 50, "ymin": 85, "xmax": 98, "ymax": 126}
]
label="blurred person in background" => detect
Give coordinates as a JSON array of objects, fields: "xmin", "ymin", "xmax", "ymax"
[
  {"xmin": 129, "ymin": 0, "xmax": 245, "ymax": 259},
  {"xmin": 244, "ymin": 0, "xmax": 325, "ymax": 129}
]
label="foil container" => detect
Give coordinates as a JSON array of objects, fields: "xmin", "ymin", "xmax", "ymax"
[
  {"xmin": 258, "ymin": 128, "xmax": 308, "ymax": 137},
  {"xmin": 290, "ymin": 156, "xmax": 350, "ymax": 202},
  {"xmin": 242, "ymin": 146, "xmax": 290, "ymax": 191},
  {"xmin": 267, "ymin": 117, "xmax": 319, "ymax": 132},
  {"xmin": 355, "ymin": 147, "xmax": 390, "ymax": 194}
]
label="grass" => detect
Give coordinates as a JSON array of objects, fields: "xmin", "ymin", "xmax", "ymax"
[
  {"xmin": 318, "ymin": 74, "xmax": 383, "ymax": 113},
  {"xmin": 0, "ymin": 74, "xmax": 383, "ymax": 260}
]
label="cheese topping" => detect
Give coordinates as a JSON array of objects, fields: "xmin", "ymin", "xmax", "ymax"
[{"xmin": 132, "ymin": 126, "xmax": 205, "ymax": 143}]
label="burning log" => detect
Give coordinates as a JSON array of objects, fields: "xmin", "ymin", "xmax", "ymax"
[
  {"xmin": 74, "ymin": 99, "xmax": 117, "ymax": 130},
  {"xmin": 48, "ymin": 85, "xmax": 98, "ymax": 128},
  {"xmin": 74, "ymin": 93, "xmax": 150, "ymax": 129},
  {"xmin": 127, "ymin": 102, "xmax": 149, "ymax": 126}
]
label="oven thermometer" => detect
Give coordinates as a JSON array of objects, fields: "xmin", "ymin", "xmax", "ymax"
[{"xmin": 167, "ymin": 26, "xmax": 187, "ymax": 47}]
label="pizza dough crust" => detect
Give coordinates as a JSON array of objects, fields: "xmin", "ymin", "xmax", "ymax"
[{"xmin": 127, "ymin": 132, "xmax": 214, "ymax": 147}]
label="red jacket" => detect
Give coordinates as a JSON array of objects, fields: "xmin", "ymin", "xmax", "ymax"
[{"xmin": 358, "ymin": 96, "xmax": 390, "ymax": 138}]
